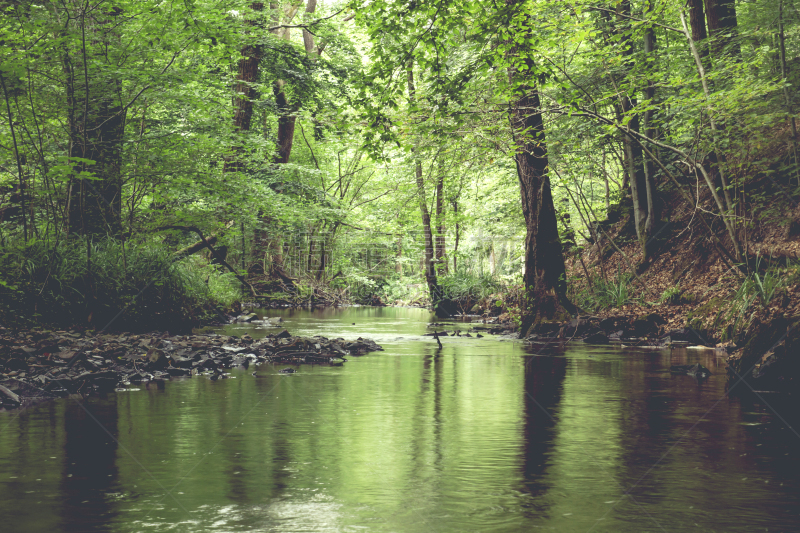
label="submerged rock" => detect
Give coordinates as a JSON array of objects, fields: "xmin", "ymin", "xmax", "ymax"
[
  {"xmin": 670, "ymin": 363, "xmax": 712, "ymax": 378},
  {"xmin": 583, "ymin": 332, "xmax": 610, "ymax": 345}
]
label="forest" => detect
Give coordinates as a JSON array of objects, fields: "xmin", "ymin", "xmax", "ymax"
[
  {"xmin": 2, "ymin": 0, "xmax": 800, "ymax": 376},
  {"xmin": 6, "ymin": 2, "xmax": 800, "ymax": 530}
]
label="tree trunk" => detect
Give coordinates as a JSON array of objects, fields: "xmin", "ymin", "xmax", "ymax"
[
  {"xmin": 452, "ymin": 200, "xmax": 459, "ymax": 272},
  {"xmin": 270, "ymin": 1, "xmax": 307, "ymax": 164},
  {"xmin": 617, "ymin": 0, "xmax": 655, "ymax": 257},
  {"xmin": 396, "ymin": 233, "xmax": 403, "ymax": 274},
  {"xmin": 704, "ymin": 0, "xmax": 739, "ymax": 56},
  {"xmin": 687, "ymin": 0, "xmax": 708, "ymax": 58},
  {"xmin": 507, "ymin": 59, "xmax": 575, "ymax": 333},
  {"xmin": 408, "ymin": 66, "xmax": 451, "ymax": 316},
  {"xmin": 67, "ymin": 9, "xmax": 124, "ymax": 238},
  {"xmin": 641, "ymin": 0, "xmax": 659, "ymax": 256},
  {"xmin": 224, "ymin": 2, "xmax": 264, "ymax": 174},
  {"xmin": 273, "ymin": 84, "xmax": 297, "ymax": 164},
  {"xmin": 434, "ymin": 167, "xmax": 446, "ymax": 274}
]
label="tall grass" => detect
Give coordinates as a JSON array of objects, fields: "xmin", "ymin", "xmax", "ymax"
[
  {"xmin": 439, "ymin": 269, "xmax": 505, "ymax": 305},
  {"xmin": 723, "ymin": 256, "xmax": 785, "ymax": 340},
  {"xmin": 574, "ymin": 270, "xmax": 637, "ymax": 311},
  {"xmin": 0, "ymin": 237, "xmax": 240, "ymax": 331}
]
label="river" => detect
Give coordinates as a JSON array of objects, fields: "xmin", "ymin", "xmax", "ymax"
[{"xmin": 1, "ymin": 307, "xmax": 799, "ymax": 531}]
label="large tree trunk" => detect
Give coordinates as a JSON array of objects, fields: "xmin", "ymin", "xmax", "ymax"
[
  {"xmin": 270, "ymin": 1, "xmax": 306, "ymax": 165},
  {"xmin": 688, "ymin": 0, "xmax": 708, "ymax": 58},
  {"xmin": 508, "ymin": 67, "xmax": 575, "ymax": 334},
  {"xmin": 273, "ymin": 83, "xmax": 297, "ymax": 164},
  {"xmin": 224, "ymin": 2, "xmax": 264, "ymax": 174},
  {"xmin": 704, "ymin": 0, "xmax": 739, "ymax": 56}
]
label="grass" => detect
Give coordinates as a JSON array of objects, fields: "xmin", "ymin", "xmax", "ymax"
[
  {"xmin": 574, "ymin": 270, "xmax": 637, "ymax": 312},
  {"xmin": 0, "ymin": 237, "xmax": 240, "ymax": 332},
  {"xmin": 721, "ymin": 256, "xmax": 786, "ymax": 341}
]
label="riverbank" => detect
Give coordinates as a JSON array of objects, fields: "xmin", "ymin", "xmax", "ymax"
[{"xmin": 0, "ymin": 324, "xmax": 383, "ymax": 410}]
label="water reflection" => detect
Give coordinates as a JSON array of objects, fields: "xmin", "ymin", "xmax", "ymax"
[
  {"xmin": 520, "ymin": 355, "xmax": 565, "ymax": 517},
  {"xmin": 60, "ymin": 398, "xmax": 120, "ymax": 532},
  {"xmin": 1, "ymin": 308, "xmax": 800, "ymax": 531}
]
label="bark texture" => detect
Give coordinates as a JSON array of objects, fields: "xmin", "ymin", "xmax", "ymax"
[
  {"xmin": 704, "ymin": 0, "xmax": 739, "ymax": 56},
  {"xmin": 507, "ymin": 60, "xmax": 575, "ymax": 332},
  {"xmin": 224, "ymin": 2, "xmax": 264, "ymax": 174},
  {"xmin": 408, "ymin": 67, "xmax": 453, "ymax": 317}
]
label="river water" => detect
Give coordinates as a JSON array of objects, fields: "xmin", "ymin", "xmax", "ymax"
[{"xmin": 1, "ymin": 307, "xmax": 799, "ymax": 532}]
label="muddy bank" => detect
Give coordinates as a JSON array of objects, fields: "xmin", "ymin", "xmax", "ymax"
[{"xmin": 0, "ymin": 326, "xmax": 383, "ymax": 410}]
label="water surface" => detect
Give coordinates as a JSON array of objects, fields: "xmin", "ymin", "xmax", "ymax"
[{"xmin": 1, "ymin": 307, "xmax": 799, "ymax": 531}]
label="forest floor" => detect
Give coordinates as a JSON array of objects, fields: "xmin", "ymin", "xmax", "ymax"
[
  {"xmin": 550, "ymin": 185, "xmax": 800, "ymax": 392},
  {"xmin": 563, "ymin": 184, "xmax": 800, "ymax": 340}
]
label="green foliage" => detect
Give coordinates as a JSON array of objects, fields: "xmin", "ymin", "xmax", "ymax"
[
  {"xmin": 576, "ymin": 271, "xmax": 636, "ymax": 312},
  {"xmin": 438, "ymin": 270, "xmax": 504, "ymax": 306},
  {"xmin": 0, "ymin": 238, "xmax": 238, "ymax": 331},
  {"xmin": 372, "ymin": 275, "xmax": 425, "ymax": 305},
  {"xmin": 660, "ymin": 286, "xmax": 683, "ymax": 305},
  {"xmin": 717, "ymin": 257, "xmax": 787, "ymax": 341}
]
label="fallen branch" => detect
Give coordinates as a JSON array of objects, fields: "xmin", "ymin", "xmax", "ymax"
[
  {"xmin": 172, "ymin": 234, "xmax": 218, "ymax": 260},
  {"xmin": 158, "ymin": 225, "xmax": 257, "ymax": 297}
]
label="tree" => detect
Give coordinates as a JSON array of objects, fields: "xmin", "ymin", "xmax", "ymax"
[
  {"xmin": 705, "ymin": 0, "xmax": 740, "ymax": 57},
  {"xmin": 66, "ymin": 3, "xmax": 126, "ymax": 237},
  {"xmin": 505, "ymin": 1, "xmax": 575, "ymax": 331},
  {"xmin": 225, "ymin": 2, "xmax": 266, "ymax": 173}
]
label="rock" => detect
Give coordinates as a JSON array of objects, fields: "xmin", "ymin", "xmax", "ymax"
[
  {"xmin": 583, "ymin": 332, "xmax": 610, "ymax": 345},
  {"xmin": 645, "ymin": 313, "xmax": 666, "ymax": 325},
  {"xmin": 127, "ymin": 372, "xmax": 148, "ymax": 383},
  {"xmin": 221, "ymin": 345, "xmax": 247, "ymax": 353},
  {"xmin": 275, "ymin": 329, "xmax": 291, "ymax": 339},
  {"xmin": 166, "ymin": 367, "xmax": 191, "ymax": 377},
  {"xmin": 599, "ymin": 317, "xmax": 617, "ymax": 332},
  {"xmin": 279, "ymin": 368, "xmax": 296, "ymax": 374},
  {"xmin": 609, "ymin": 330, "xmax": 625, "ymax": 340},
  {"xmin": 632, "ymin": 318, "xmax": 658, "ymax": 337},
  {"xmin": 199, "ymin": 358, "xmax": 218, "ymax": 370},
  {"xmin": 563, "ymin": 318, "xmax": 592, "ymax": 337},
  {"xmin": 235, "ymin": 313, "xmax": 258, "ymax": 323},
  {"xmin": 147, "ymin": 348, "xmax": 169, "ymax": 370},
  {"xmin": 0, "ymin": 384, "xmax": 21, "ymax": 405},
  {"xmin": 670, "ymin": 363, "xmax": 712, "ymax": 378}
]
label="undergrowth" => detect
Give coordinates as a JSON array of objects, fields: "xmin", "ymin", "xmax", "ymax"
[
  {"xmin": 573, "ymin": 270, "xmax": 638, "ymax": 312},
  {"xmin": 719, "ymin": 257, "xmax": 786, "ymax": 341},
  {"xmin": 0, "ymin": 237, "xmax": 240, "ymax": 332}
]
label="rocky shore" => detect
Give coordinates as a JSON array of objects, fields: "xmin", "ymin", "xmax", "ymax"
[
  {"xmin": 523, "ymin": 313, "xmax": 718, "ymax": 347},
  {"xmin": 524, "ymin": 313, "xmax": 798, "ymax": 392},
  {"xmin": 0, "ymin": 326, "xmax": 383, "ymax": 410}
]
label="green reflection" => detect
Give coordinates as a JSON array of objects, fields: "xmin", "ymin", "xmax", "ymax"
[{"xmin": 1, "ymin": 309, "xmax": 799, "ymax": 531}]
